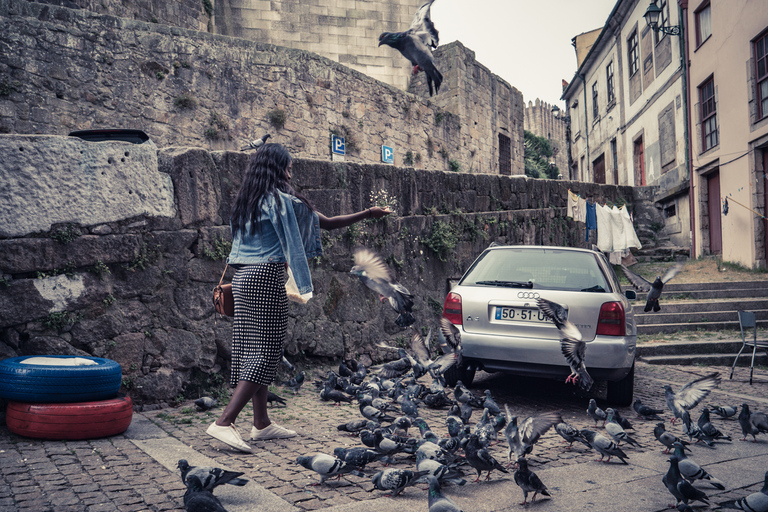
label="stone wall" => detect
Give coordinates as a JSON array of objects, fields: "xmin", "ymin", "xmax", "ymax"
[
  {"xmin": 524, "ymin": 99, "xmax": 569, "ymax": 175},
  {"xmin": 0, "ymin": 0, "xmax": 522, "ymax": 176},
  {"xmin": 0, "ymin": 134, "xmax": 653, "ymax": 405}
]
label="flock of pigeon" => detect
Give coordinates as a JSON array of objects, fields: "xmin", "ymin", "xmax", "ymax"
[{"xmin": 180, "ymin": 319, "xmax": 768, "ymax": 511}]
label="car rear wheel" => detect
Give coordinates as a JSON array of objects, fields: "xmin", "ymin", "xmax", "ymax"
[
  {"xmin": 606, "ymin": 362, "xmax": 634, "ymax": 406},
  {"xmin": 443, "ymin": 362, "xmax": 476, "ymax": 388}
]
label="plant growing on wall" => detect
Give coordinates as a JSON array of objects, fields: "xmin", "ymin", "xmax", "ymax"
[
  {"xmin": 51, "ymin": 224, "xmax": 81, "ymax": 244},
  {"xmin": 524, "ymin": 130, "xmax": 559, "ymax": 179},
  {"xmin": 174, "ymin": 94, "xmax": 198, "ymax": 109},
  {"xmin": 267, "ymin": 109, "xmax": 287, "ymax": 130},
  {"xmin": 421, "ymin": 221, "xmax": 459, "ymax": 262},
  {"xmin": 205, "ymin": 110, "xmax": 229, "ymax": 140},
  {"xmin": 202, "ymin": 0, "xmax": 213, "ymax": 16},
  {"xmin": 203, "ymin": 237, "xmax": 232, "ymax": 260},
  {"xmin": 448, "ymin": 159, "xmax": 461, "ymax": 172}
]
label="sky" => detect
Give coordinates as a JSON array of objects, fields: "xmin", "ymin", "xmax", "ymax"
[{"xmin": 431, "ymin": 0, "xmax": 619, "ymax": 109}]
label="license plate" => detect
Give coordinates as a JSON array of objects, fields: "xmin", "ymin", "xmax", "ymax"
[{"xmin": 494, "ymin": 306, "xmax": 550, "ymax": 323}]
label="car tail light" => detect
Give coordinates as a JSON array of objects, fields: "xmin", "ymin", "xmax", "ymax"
[
  {"xmin": 597, "ymin": 301, "xmax": 625, "ymax": 336},
  {"xmin": 443, "ymin": 292, "xmax": 463, "ymax": 325}
]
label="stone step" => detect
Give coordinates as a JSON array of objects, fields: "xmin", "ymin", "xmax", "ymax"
[
  {"xmin": 623, "ymin": 281, "xmax": 768, "ymax": 293},
  {"xmin": 627, "ymin": 288, "xmax": 768, "ymax": 300},
  {"xmin": 632, "ymin": 299, "xmax": 768, "ymax": 314},
  {"xmin": 640, "ymin": 352, "xmax": 768, "ymax": 366},
  {"xmin": 637, "ymin": 340, "xmax": 746, "ymax": 356},
  {"xmin": 636, "ymin": 319, "xmax": 768, "ymax": 334},
  {"xmin": 634, "ymin": 309, "xmax": 768, "ymax": 325}
]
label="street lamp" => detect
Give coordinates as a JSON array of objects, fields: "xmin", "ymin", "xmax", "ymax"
[{"xmin": 644, "ymin": 0, "xmax": 680, "ymax": 35}]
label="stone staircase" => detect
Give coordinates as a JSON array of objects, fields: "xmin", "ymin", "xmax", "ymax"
[{"xmin": 628, "ymin": 280, "xmax": 768, "ymax": 366}]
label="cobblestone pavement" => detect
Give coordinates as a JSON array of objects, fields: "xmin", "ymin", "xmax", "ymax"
[{"xmin": 1, "ymin": 361, "xmax": 766, "ymax": 511}]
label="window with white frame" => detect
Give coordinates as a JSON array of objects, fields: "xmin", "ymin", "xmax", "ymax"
[
  {"xmin": 628, "ymin": 30, "xmax": 639, "ymax": 77},
  {"xmin": 695, "ymin": 1, "xmax": 711, "ymax": 47},
  {"xmin": 592, "ymin": 82, "xmax": 599, "ymax": 120},
  {"xmin": 755, "ymin": 28, "xmax": 768, "ymax": 121},
  {"xmin": 655, "ymin": 0, "xmax": 670, "ymax": 44},
  {"xmin": 606, "ymin": 61, "xmax": 615, "ymax": 105},
  {"xmin": 699, "ymin": 76, "xmax": 718, "ymax": 152}
]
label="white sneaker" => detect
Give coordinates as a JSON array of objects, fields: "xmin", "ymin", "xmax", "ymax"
[
  {"xmin": 250, "ymin": 423, "xmax": 297, "ymax": 440},
  {"xmin": 206, "ymin": 422, "xmax": 253, "ymax": 453}
]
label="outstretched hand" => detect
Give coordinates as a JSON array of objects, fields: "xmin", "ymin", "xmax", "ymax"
[{"xmin": 369, "ymin": 207, "xmax": 393, "ymax": 219}]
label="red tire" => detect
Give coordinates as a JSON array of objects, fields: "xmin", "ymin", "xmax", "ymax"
[{"xmin": 6, "ymin": 396, "xmax": 133, "ymax": 440}]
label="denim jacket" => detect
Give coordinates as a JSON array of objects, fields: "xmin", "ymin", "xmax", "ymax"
[{"xmin": 227, "ymin": 190, "xmax": 322, "ymax": 294}]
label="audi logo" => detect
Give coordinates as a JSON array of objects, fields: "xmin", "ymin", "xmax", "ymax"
[{"xmin": 517, "ymin": 291, "xmax": 540, "ymax": 299}]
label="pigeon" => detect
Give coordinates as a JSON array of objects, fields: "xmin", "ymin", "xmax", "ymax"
[
  {"xmin": 654, "ymin": 422, "xmax": 690, "ymax": 454},
  {"xmin": 503, "ymin": 405, "xmax": 562, "ymax": 462},
  {"xmin": 373, "ymin": 428, "xmax": 416, "ymax": 456},
  {"xmin": 480, "ymin": 390, "xmax": 501, "ymax": 416},
  {"xmin": 320, "ymin": 384, "xmax": 354, "ymax": 405},
  {"xmin": 416, "ymin": 453, "xmax": 467, "ymax": 487},
  {"xmin": 423, "ymin": 390, "xmax": 453, "ymax": 409},
  {"xmin": 679, "ymin": 410, "xmax": 709, "ymax": 445},
  {"xmin": 360, "ymin": 400, "xmax": 396, "ymax": 423},
  {"xmin": 708, "ymin": 404, "xmax": 738, "ymax": 419},
  {"xmin": 464, "ymin": 433, "xmax": 508, "ymax": 482},
  {"xmin": 738, "ymin": 403, "xmax": 768, "ymax": 442},
  {"xmin": 633, "ymin": 398, "xmax": 664, "ymax": 420},
  {"xmin": 427, "ymin": 317, "xmax": 464, "ymax": 376},
  {"xmin": 426, "ymin": 476, "xmax": 465, "ymax": 512},
  {"xmin": 663, "ymin": 372, "xmax": 721, "ymax": 425},
  {"xmin": 663, "ymin": 456, "xmax": 709, "ymax": 507},
  {"xmin": 621, "ymin": 261, "xmax": 684, "ymax": 312},
  {"xmin": 555, "ymin": 422, "xmax": 586, "ymax": 450},
  {"xmin": 378, "ymin": 0, "xmax": 443, "ymax": 96},
  {"xmin": 717, "ymin": 470, "xmax": 768, "ymax": 511},
  {"xmin": 183, "ymin": 475, "xmax": 229, "ymax": 512},
  {"xmin": 280, "ymin": 355, "xmax": 296, "ymax": 372},
  {"xmin": 604, "ymin": 408, "xmax": 641, "ymax": 447},
  {"xmin": 452, "ymin": 380, "xmax": 474, "ymax": 406},
  {"xmin": 373, "ymin": 348, "xmax": 414, "ymax": 379},
  {"xmin": 697, "ymin": 408, "xmax": 732, "ymax": 443},
  {"xmin": 266, "ymin": 391, "xmax": 287, "ymax": 407},
  {"xmin": 579, "ymin": 428, "xmax": 629, "ymax": 464},
  {"xmin": 194, "ymin": 397, "xmax": 218, "ymax": 411},
  {"xmin": 371, "ymin": 468, "xmax": 429, "ymax": 496},
  {"xmin": 177, "ymin": 460, "xmax": 248, "ymax": 491},
  {"xmin": 537, "ymin": 298, "xmax": 593, "ymax": 390},
  {"xmin": 295, "ymin": 453, "xmax": 365, "ymax": 484},
  {"xmin": 671, "ymin": 442, "xmax": 725, "ymax": 489},
  {"xmin": 513, "ymin": 457, "xmax": 551, "ymax": 505},
  {"xmin": 587, "ymin": 399, "xmax": 607, "ymax": 426},
  {"xmin": 240, "ymin": 133, "xmax": 270, "ymax": 151},
  {"xmin": 337, "ymin": 419, "xmax": 373, "ymax": 433},
  {"xmin": 282, "ymin": 370, "xmax": 306, "ymax": 395},
  {"xmin": 351, "ymin": 248, "xmax": 415, "ymax": 327},
  {"xmin": 332, "ymin": 447, "xmax": 393, "ymax": 468},
  {"xmin": 612, "ymin": 408, "xmax": 633, "ymax": 430},
  {"xmin": 400, "ymin": 392, "xmax": 419, "ymax": 418}
]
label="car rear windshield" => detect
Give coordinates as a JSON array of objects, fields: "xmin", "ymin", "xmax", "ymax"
[{"xmin": 460, "ymin": 248, "xmax": 610, "ymax": 292}]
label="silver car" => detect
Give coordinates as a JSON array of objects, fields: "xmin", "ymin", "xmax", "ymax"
[{"xmin": 441, "ymin": 245, "xmax": 637, "ymax": 405}]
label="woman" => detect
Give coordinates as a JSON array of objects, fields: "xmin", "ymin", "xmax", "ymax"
[{"xmin": 207, "ymin": 143, "xmax": 391, "ymax": 452}]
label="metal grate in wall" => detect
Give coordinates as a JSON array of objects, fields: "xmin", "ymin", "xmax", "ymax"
[{"xmin": 498, "ymin": 133, "xmax": 511, "ymax": 175}]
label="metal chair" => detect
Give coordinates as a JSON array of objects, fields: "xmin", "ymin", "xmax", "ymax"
[{"xmin": 730, "ymin": 310, "xmax": 768, "ymax": 385}]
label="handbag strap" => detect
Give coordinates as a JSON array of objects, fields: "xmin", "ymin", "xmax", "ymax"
[{"xmin": 218, "ymin": 264, "xmax": 228, "ymax": 286}]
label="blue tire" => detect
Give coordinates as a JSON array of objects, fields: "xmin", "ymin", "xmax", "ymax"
[{"xmin": 0, "ymin": 355, "xmax": 122, "ymax": 403}]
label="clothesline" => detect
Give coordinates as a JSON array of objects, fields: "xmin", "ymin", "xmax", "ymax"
[{"xmin": 567, "ymin": 189, "xmax": 643, "ymax": 256}]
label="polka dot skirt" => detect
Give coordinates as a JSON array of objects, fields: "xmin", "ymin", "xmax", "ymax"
[{"xmin": 230, "ymin": 263, "xmax": 288, "ymax": 387}]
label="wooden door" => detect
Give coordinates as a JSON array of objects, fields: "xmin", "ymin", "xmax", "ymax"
[
  {"xmin": 707, "ymin": 171, "xmax": 722, "ymax": 255},
  {"xmin": 594, "ymin": 155, "xmax": 606, "ymax": 184},
  {"xmin": 633, "ymin": 137, "xmax": 645, "ymax": 186},
  {"xmin": 764, "ymin": 150, "xmax": 768, "ymax": 264}
]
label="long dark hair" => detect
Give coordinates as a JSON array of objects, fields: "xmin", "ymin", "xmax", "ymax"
[{"xmin": 231, "ymin": 143, "xmax": 312, "ymax": 236}]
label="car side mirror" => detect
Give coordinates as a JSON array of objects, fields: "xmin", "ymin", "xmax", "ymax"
[{"xmin": 625, "ymin": 290, "xmax": 637, "ymax": 300}]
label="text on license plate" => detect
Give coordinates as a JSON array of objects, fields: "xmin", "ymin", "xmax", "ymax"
[{"xmin": 494, "ymin": 307, "xmax": 550, "ymax": 323}]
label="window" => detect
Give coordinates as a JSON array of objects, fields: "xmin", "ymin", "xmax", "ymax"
[
  {"xmin": 695, "ymin": 1, "xmax": 712, "ymax": 47},
  {"xmin": 628, "ymin": 30, "xmax": 639, "ymax": 77},
  {"xmin": 655, "ymin": 0, "xmax": 670, "ymax": 44},
  {"xmin": 699, "ymin": 77, "xmax": 718, "ymax": 152},
  {"xmin": 592, "ymin": 82, "xmax": 599, "ymax": 120},
  {"xmin": 498, "ymin": 133, "xmax": 511, "ymax": 175},
  {"xmin": 755, "ymin": 29, "xmax": 768, "ymax": 120},
  {"xmin": 611, "ymin": 138, "xmax": 618, "ymax": 184},
  {"xmin": 606, "ymin": 61, "xmax": 615, "ymax": 105}
]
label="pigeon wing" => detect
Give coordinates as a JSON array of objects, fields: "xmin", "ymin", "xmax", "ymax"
[
  {"xmin": 410, "ymin": 332, "xmax": 432, "ymax": 365},
  {"xmin": 408, "ymin": 0, "xmax": 439, "ymax": 49},
  {"xmin": 674, "ymin": 373, "xmax": 722, "ymax": 411},
  {"xmin": 439, "ymin": 317, "xmax": 461, "ymax": 351},
  {"xmin": 520, "ymin": 412, "xmax": 563, "ymax": 445},
  {"xmin": 661, "ymin": 262, "xmax": 685, "ymax": 284},
  {"xmin": 353, "ymin": 248, "xmax": 392, "ymax": 283},
  {"xmin": 560, "ymin": 335, "xmax": 594, "ymax": 390},
  {"xmin": 621, "ymin": 265, "xmax": 652, "ymax": 292}
]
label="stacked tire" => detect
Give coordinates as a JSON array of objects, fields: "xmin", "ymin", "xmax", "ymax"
[{"xmin": 0, "ymin": 355, "xmax": 132, "ymax": 440}]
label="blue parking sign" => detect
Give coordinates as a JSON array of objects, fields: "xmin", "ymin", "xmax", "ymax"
[
  {"xmin": 382, "ymin": 145, "xmax": 394, "ymax": 164},
  {"xmin": 331, "ymin": 134, "xmax": 345, "ymax": 155}
]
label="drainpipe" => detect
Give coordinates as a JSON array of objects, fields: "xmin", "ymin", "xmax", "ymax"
[
  {"xmin": 680, "ymin": 0, "xmax": 695, "ymax": 257},
  {"xmin": 577, "ymin": 73, "xmax": 591, "ymax": 180}
]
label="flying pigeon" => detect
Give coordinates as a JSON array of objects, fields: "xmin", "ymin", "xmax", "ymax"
[
  {"xmin": 633, "ymin": 398, "xmax": 664, "ymax": 420},
  {"xmin": 280, "ymin": 354, "xmax": 295, "ymax": 372},
  {"xmin": 435, "ymin": 317, "xmax": 464, "ymax": 375},
  {"xmin": 537, "ymin": 298, "xmax": 593, "ymax": 390},
  {"xmin": 351, "ymin": 248, "xmax": 416, "ymax": 327},
  {"xmin": 295, "ymin": 453, "xmax": 365, "ymax": 484},
  {"xmin": 621, "ymin": 261, "xmax": 684, "ymax": 312},
  {"xmin": 194, "ymin": 397, "xmax": 218, "ymax": 411},
  {"xmin": 426, "ymin": 476, "xmax": 465, "ymax": 512},
  {"xmin": 378, "ymin": 0, "xmax": 443, "ymax": 96},
  {"xmin": 463, "ymin": 433, "xmax": 508, "ymax": 482},
  {"xmin": 587, "ymin": 399, "xmax": 607, "ymax": 426},
  {"xmin": 282, "ymin": 370, "xmax": 306, "ymax": 395},
  {"xmin": 738, "ymin": 403, "xmax": 768, "ymax": 442},
  {"xmin": 177, "ymin": 460, "xmax": 248, "ymax": 492},
  {"xmin": 653, "ymin": 423, "xmax": 690, "ymax": 454},
  {"xmin": 513, "ymin": 457, "xmax": 551, "ymax": 505},
  {"xmin": 604, "ymin": 408, "xmax": 641, "ymax": 448},
  {"xmin": 240, "ymin": 133, "xmax": 270, "ymax": 151},
  {"xmin": 579, "ymin": 428, "xmax": 629, "ymax": 464},
  {"xmin": 183, "ymin": 475, "xmax": 229, "ymax": 512},
  {"xmin": 504, "ymin": 405, "xmax": 562, "ymax": 462},
  {"xmin": 663, "ymin": 372, "xmax": 721, "ymax": 425},
  {"xmin": 708, "ymin": 404, "xmax": 738, "ymax": 419},
  {"xmin": 371, "ymin": 468, "xmax": 429, "ymax": 496},
  {"xmin": 717, "ymin": 470, "xmax": 768, "ymax": 511},
  {"xmin": 663, "ymin": 456, "xmax": 709, "ymax": 508},
  {"xmin": 671, "ymin": 442, "xmax": 725, "ymax": 490}
]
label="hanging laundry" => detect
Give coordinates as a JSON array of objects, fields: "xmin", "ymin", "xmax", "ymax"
[
  {"xmin": 618, "ymin": 205, "xmax": 642, "ymax": 250},
  {"xmin": 595, "ymin": 203, "xmax": 613, "ymax": 252},
  {"xmin": 585, "ymin": 201, "xmax": 597, "ymax": 242},
  {"xmin": 567, "ymin": 190, "xmax": 587, "ymax": 222}
]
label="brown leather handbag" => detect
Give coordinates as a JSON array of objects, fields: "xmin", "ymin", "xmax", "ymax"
[{"xmin": 212, "ymin": 265, "xmax": 234, "ymax": 316}]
